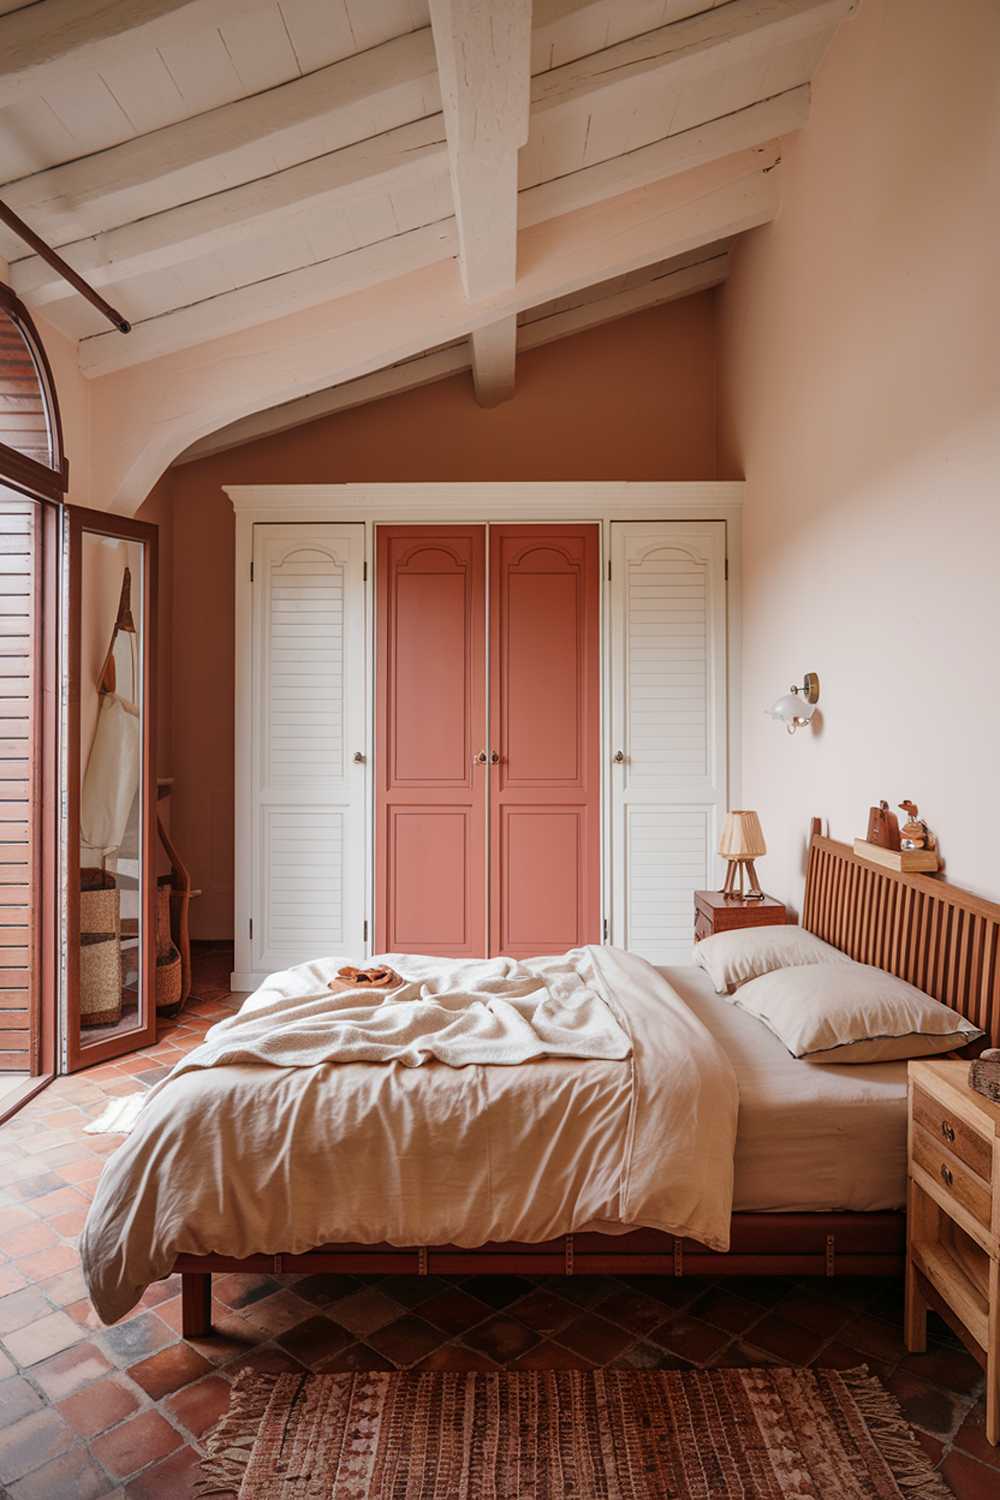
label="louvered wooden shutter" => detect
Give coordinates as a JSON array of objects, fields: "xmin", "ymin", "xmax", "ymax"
[
  {"xmin": 250, "ymin": 525, "xmax": 365, "ymax": 978},
  {"xmin": 610, "ymin": 522, "xmax": 727, "ymax": 963},
  {"xmin": 0, "ymin": 495, "xmax": 35, "ymax": 1069}
]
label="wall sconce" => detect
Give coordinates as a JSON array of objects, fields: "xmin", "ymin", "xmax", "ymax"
[{"xmin": 768, "ymin": 673, "xmax": 820, "ymax": 734}]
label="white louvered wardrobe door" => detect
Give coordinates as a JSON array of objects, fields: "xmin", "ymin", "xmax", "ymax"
[
  {"xmin": 610, "ymin": 522, "xmax": 727, "ymax": 963},
  {"xmin": 251, "ymin": 525, "xmax": 365, "ymax": 976}
]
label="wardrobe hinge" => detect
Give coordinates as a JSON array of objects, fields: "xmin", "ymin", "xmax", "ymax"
[
  {"xmin": 248, "ymin": 917, "xmax": 253, "ymax": 939},
  {"xmin": 363, "ymin": 561, "xmax": 368, "ymax": 582},
  {"xmin": 363, "ymin": 920, "xmax": 369, "ymax": 942},
  {"xmin": 250, "ymin": 561, "xmax": 254, "ymax": 582},
  {"xmin": 603, "ymin": 917, "xmax": 608, "ymax": 941},
  {"xmin": 724, "ymin": 557, "xmax": 729, "ymax": 581},
  {"xmin": 607, "ymin": 558, "xmax": 612, "ymax": 581}
]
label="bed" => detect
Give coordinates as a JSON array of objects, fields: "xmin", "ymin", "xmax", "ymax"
[{"xmin": 84, "ymin": 822, "xmax": 1000, "ymax": 1336}]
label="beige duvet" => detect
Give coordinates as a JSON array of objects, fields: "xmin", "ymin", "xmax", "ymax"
[{"xmin": 81, "ymin": 946, "xmax": 738, "ymax": 1324}]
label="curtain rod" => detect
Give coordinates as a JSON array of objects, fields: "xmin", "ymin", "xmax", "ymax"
[{"xmin": 0, "ymin": 200, "xmax": 131, "ymax": 335}]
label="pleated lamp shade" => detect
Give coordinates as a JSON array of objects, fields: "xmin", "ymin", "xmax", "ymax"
[{"xmin": 719, "ymin": 810, "xmax": 767, "ymax": 860}]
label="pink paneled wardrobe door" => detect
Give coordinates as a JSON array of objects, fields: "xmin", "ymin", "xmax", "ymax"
[
  {"xmin": 375, "ymin": 523, "xmax": 600, "ymax": 959},
  {"xmin": 376, "ymin": 526, "xmax": 488, "ymax": 956},
  {"xmin": 489, "ymin": 525, "xmax": 601, "ymax": 957}
]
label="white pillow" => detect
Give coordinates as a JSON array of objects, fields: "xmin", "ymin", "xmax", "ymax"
[
  {"xmin": 732, "ymin": 963, "xmax": 983, "ymax": 1064},
  {"xmin": 692, "ymin": 924, "xmax": 853, "ymax": 995}
]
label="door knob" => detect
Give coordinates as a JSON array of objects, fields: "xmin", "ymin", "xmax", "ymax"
[
  {"xmin": 613, "ymin": 749, "xmax": 625, "ymax": 763},
  {"xmin": 490, "ymin": 751, "xmax": 500, "ymax": 764},
  {"xmin": 353, "ymin": 751, "xmax": 366, "ymax": 763},
  {"xmin": 473, "ymin": 750, "xmax": 488, "ymax": 765}
]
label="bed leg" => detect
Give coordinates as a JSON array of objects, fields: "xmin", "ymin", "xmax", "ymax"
[{"xmin": 181, "ymin": 1272, "xmax": 212, "ymax": 1338}]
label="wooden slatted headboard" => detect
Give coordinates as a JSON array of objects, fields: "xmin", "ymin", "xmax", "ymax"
[{"xmin": 802, "ymin": 821, "xmax": 1000, "ymax": 1047}]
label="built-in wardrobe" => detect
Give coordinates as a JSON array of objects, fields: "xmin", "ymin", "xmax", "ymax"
[
  {"xmin": 230, "ymin": 486, "xmax": 739, "ymax": 991},
  {"xmin": 377, "ymin": 524, "xmax": 600, "ymax": 959}
]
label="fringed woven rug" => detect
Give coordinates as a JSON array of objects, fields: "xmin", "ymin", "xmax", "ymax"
[{"xmin": 198, "ymin": 1366, "xmax": 952, "ymax": 1499}]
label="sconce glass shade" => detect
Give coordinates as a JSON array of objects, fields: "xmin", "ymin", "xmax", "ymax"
[
  {"xmin": 719, "ymin": 810, "xmax": 767, "ymax": 859},
  {"xmin": 769, "ymin": 691, "xmax": 817, "ymax": 727}
]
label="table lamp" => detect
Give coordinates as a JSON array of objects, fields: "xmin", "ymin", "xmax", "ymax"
[{"xmin": 719, "ymin": 810, "xmax": 766, "ymax": 900}]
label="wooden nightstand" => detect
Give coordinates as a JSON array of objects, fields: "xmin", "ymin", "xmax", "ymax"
[
  {"xmin": 905, "ymin": 1059, "xmax": 999, "ymax": 1444},
  {"xmin": 693, "ymin": 890, "xmax": 787, "ymax": 944}
]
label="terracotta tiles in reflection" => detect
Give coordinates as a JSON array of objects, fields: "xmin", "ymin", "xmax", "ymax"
[
  {"xmin": 122, "ymin": 1438, "xmax": 207, "ymax": 1500},
  {"xmin": 0, "ymin": 1406, "xmax": 73, "ymax": 1486},
  {"xmin": 98, "ymin": 1312, "xmax": 175, "ymax": 1370},
  {"xmin": 29, "ymin": 1341, "xmax": 112, "ymax": 1403},
  {"xmin": 5, "ymin": 1439, "xmax": 112, "ymax": 1500},
  {"xmin": 90, "ymin": 1407, "xmax": 181, "ymax": 1480},
  {"xmin": 164, "ymin": 1373, "xmax": 232, "ymax": 1438},
  {"xmin": 366, "ymin": 1314, "xmax": 450, "ymax": 1367},
  {"xmin": 127, "ymin": 1342, "xmax": 215, "ymax": 1401},
  {"xmin": 462, "ymin": 1314, "xmax": 542, "ymax": 1365},
  {"xmin": 57, "ymin": 1373, "xmax": 140, "ymax": 1438}
]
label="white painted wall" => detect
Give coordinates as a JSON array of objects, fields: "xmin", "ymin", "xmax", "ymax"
[{"xmin": 719, "ymin": 0, "xmax": 1000, "ymax": 907}]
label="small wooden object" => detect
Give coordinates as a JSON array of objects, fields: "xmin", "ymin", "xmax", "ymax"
[
  {"xmin": 970, "ymin": 1050, "xmax": 1000, "ymax": 1106},
  {"xmin": 905, "ymin": 1059, "xmax": 1000, "ymax": 1444},
  {"xmin": 853, "ymin": 839, "xmax": 940, "ymax": 874},
  {"xmin": 866, "ymin": 801, "xmax": 901, "ymax": 850},
  {"xmin": 694, "ymin": 890, "xmax": 786, "ymax": 943}
]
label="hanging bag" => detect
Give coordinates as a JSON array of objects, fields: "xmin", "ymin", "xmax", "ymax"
[{"xmin": 81, "ymin": 569, "xmax": 141, "ymax": 859}]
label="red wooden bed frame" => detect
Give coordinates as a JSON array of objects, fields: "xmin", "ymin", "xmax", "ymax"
[{"xmin": 176, "ymin": 819, "xmax": 1000, "ymax": 1337}]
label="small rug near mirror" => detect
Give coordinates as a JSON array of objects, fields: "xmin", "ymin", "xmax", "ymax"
[{"xmin": 198, "ymin": 1366, "xmax": 952, "ymax": 1499}]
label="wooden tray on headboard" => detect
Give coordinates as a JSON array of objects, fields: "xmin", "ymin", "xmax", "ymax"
[{"xmin": 803, "ymin": 819, "xmax": 1000, "ymax": 1047}]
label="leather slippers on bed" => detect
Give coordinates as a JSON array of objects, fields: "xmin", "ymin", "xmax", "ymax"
[{"xmin": 328, "ymin": 965, "xmax": 404, "ymax": 992}]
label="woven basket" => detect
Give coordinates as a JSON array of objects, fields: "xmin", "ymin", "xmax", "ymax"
[
  {"xmin": 156, "ymin": 946, "xmax": 183, "ymax": 1016},
  {"xmin": 80, "ymin": 932, "xmax": 122, "ymax": 1027},
  {"xmin": 969, "ymin": 1053, "xmax": 1000, "ymax": 1104},
  {"xmin": 81, "ymin": 868, "xmax": 120, "ymax": 938},
  {"xmin": 156, "ymin": 877, "xmax": 174, "ymax": 960}
]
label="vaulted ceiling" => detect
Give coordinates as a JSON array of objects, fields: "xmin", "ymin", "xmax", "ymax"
[{"xmin": 0, "ymin": 0, "xmax": 855, "ymax": 482}]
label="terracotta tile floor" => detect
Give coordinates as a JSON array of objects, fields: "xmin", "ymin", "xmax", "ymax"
[{"xmin": 0, "ymin": 944, "xmax": 994, "ymax": 1497}]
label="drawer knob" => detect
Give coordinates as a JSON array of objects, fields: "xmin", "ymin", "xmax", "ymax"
[
  {"xmin": 940, "ymin": 1163, "xmax": 953, "ymax": 1187},
  {"xmin": 941, "ymin": 1120, "xmax": 955, "ymax": 1143}
]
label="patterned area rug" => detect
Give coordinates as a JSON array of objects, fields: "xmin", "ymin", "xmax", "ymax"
[{"xmin": 198, "ymin": 1366, "xmax": 953, "ymax": 1498}]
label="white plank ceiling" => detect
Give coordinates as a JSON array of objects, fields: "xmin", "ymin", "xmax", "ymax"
[{"xmin": 0, "ymin": 0, "xmax": 856, "ymax": 449}]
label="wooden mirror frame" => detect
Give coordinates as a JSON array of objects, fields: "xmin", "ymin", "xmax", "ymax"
[{"xmin": 64, "ymin": 507, "xmax": 158, "ymax": 1071}]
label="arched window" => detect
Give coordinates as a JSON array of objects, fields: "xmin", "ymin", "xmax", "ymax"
[{"xmin": 0, "ymin": 284, "xmax": 67, "ymax": 502}]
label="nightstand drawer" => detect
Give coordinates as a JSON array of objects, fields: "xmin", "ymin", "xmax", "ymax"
[
  {"xmin": 912, "ymin": 1084, "xmax": 993, "ymax": 1184},
  {"xmin": 912, "ymin": 1123, "xmax": 994, "ymax": 1234}
]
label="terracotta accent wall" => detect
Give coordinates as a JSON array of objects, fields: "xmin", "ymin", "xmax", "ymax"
[
  {"xmin": 167, "ymin": 296, "xmax": 719, "ymax": 937},
  {"xmin": 718, "ymin": 0, "xmax": 1000, "ymax": 905}
]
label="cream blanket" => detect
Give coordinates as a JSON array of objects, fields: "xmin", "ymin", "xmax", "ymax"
[{"xmin": 81, "ymin": 946, "xmax": 738, "ymax": 1324}]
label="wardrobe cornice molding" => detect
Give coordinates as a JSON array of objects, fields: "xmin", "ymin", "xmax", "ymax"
[{"xmin": 224, "ymin": 481, "xmax": 744, "ymax": 522}]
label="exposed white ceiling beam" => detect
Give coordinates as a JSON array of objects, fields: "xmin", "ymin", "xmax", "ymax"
[
  {"xmin": 0, "ymin": 26, "xmax": 441, "ymax": 254},
  {"xmin": 531, "ymin": 0, "xmax": 854, "ymax": 122},
  {"xmin": 94, "ymin": 144, "xmax": 772, "ymax": 505},
  {"xmin": 12, "ymin": 84, "xmax": 805, "ymax": 315},
  {"xmin": 67, "ymin": 85, "xmax": 802, "ymax": 369},
  {"xmin": 0, "ymin": 0, "xmax": 267, "ymax": 108},
  {"xmin": 5, "ymin": 0, "xmax": 824, "ymax": 290},
  {"xmin": 519, "ymin": 85, "xmax": 808, "ymax": 228},
  {"xmin": 84, "ymin": 216, "xmax": 460, "ymax": 374},
  {"xmin": 11, "ymin": 116, "xmax": 450, "ymax": 308},
  {"xmin": 519, "ymin": 249, "xmax": 728, "ymax": 344},
  {"xmin": 80, "ymin": 138, "xmax": 777, "ymax": 375},
  {"xmin": 428, "ymin": 0, "xmax": 532, "ymax": 302},
  {"xmin": 470, "ymin": 317, "xmax": 517, "ymax": 407},
  {"xmin": 175, "ymin": 245, "xmax": 729, "ymax": 464}
]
